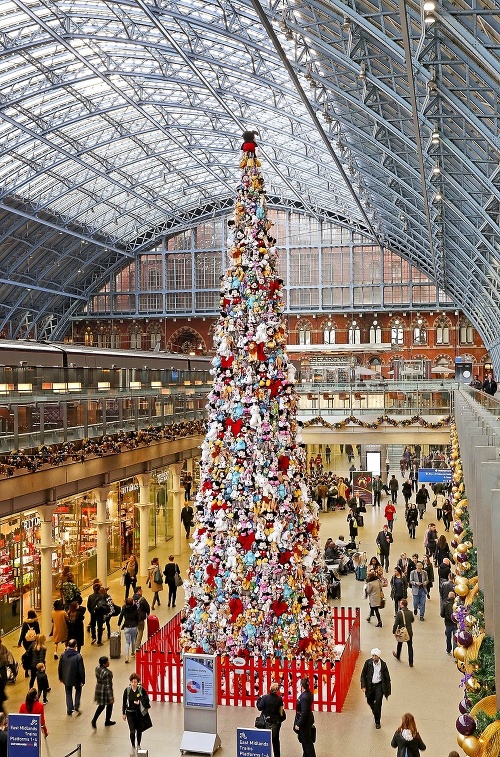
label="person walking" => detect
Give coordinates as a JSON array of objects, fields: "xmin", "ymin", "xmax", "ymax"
[
  {"xmin": 95, "ymin": 587, "xmax": 112, "ymax": 646},
  {"xmin": 91, "ymin": 655, "xmax": 116, "ymax": 729},
  {"xmin": 373, "ymin": 475, "xmax": 383, "ymax": 507},
  {"xmin": 35, "ymin": 662, "xmax": 50, "ymax": 704},
  {"xmin": 122, "ymin": 673, "xmax": 151, "ymax": 756},
  {"xmin": 347, "ymin": 507, "xmax": 359, "ymax": 541},
  {"xmin": 17, "ymin": 610, "xmax": 40, "ymax": 651},
  {"xmin": 87, "ymin": 581, "xmax": 103, "ymax": 645},
  {"xmin": 406, "ymin": 503, "xmax": 418, "ymax": 539},
  {"xmin": 392, "ymin": 599, "xmax": 414, "ymax": 667},
  {"xmin": 51, "ymin": 599, "xmax": 68, "ymax": 660},
  {"xmin": 257, "ymin": 682, "xmax": 285, "ymax": 757},
  {"xmin": 61, "ymin": 573, "xmax": 80, "ymax": 610},
  {"xmin": 409, "ymin": 561, "xmax": 428, "ymax": 621},
  {"xmin": 384, "ymin": 501, "xmax": 397, "ymax": 532},
  {"xmin": 183, "ymin": 472, "xmax": 193, "ymax": 500},
  {"xmin": 442, "ymin": 498, "xmax": 453, "ymax": 532},
  {"xmin": 132, "ymin": 587, "xmax": 150, "ymax": 648},
  {"xmin": 402, "ymin": 480, "xmax": 412, "ymax": 507},
  {"xmin": 58, "ymin": 639, "xmax": 85, "ymax": 717},
  {"xmin": 118, "ymin": 598, "xmax": 139, "ymax": 663},
  {"xmin": 421, "ymin": 556, "xmax": 434, "ymax": 599},
  {"xmin": 28, "ymin": 634, "xmax": 47, "ymax": 689},
  {"xmin": 163, "ymin": 555, "xmax": 181, "ymax": 608},
  {"xmin": 390, "ymin": 568, "xmax": 408, "ymax": 616},
  {"xmin": 325, "ymin": 445, "xmax": 331, "ymax": 465},
  {"xmin": 441, "ymin": 591, "xmax": 457, "ymax": 655},
  {"xmin": 66, "ymin": 601, "xmax": 86, "ymax": 652},
  {"xmin": 376, "ymin": 524, "xmax": 393, "ymax": 573},
  {"xmin": 416, "ymin": 485, "xmax": 430, "ymax": 520},
  {"xmin": 391, "ymin": 713, "xmax": 426, "ymax": 756},
  {"xmin": 360, "ymin": 648, "xmax": 391, "ymax": 729},
  {"xmin": 123, "ymin": 554, "xmax": 139, "ymax": 600},
  {"xmin": 293, "ymin": 678, "xmax": 315, "ymax": 757},
  {"xmin": 19, "ymin": 689, "xmax": 48, "ymax": 737},
  {"xmin": 181, "ymin": 502, "xmax": 194, "ymax": 539},
  {"xmin": 147, "ymin": 558, "xmax": 163, "ymax": 610},
  {"xmin": 388, "ymin": 475, "xmax": 399, "ymax": 503},
  {"xmin": 365, "ymin": 572, "xmax": 384, "ymax": 627}
]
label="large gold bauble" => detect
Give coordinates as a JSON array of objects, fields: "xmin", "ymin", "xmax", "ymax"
[
  {"xmin": 459, "ymin": 482, "xmax": 465, "ymax": 493},
  {"xmin": 464, "ymin": 541, "xmax": 473, "ymax": 549},
  {"xmin": 452, "ymin": 485, "xmax": 458, "ymax": 494},
  {"xmin": 465, "ymin": 615, "xmax": 475, "ymax": 627},
  {"xmin": 459, "ymin": 498, "xmax": 468, "ymax": 508},
  {"xmin": 457, "ymin": 733, "xmax": 466, "ymax": 747},
  {"xmin": 452, "ymin": 451, "xmax": 459, "ymax": 460},
  {"xmin": 466, "ymin": 676, "xmax": 481, "ymax": 691},
  {"xmin": 457, "ymin": 543, "xmax": 469, "ymax": 554},
  {"xmin": 455, "ymin": 507, "xmax": 464, "ymax": 518},
  {"xmin": 455, "ymin": 585, "xmax": 470, "ymax": 597},
  {"xmin": 453, "ymin": 471, "xmax": 462, "ymax": 482},
  {"xmin": 461, "ymin": 736, "xmax": 481, "ymax": 756},
  {"xmin": 453, "ymin": 646, "xmax": 467, "ymax": 662},
  {"xmin": 461, "ymin": 562, "xmax": 471, "ymax": 571}
]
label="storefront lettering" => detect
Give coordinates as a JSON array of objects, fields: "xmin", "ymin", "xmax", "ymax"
[{"xmin": 22, "ymin": 516, "xmax": 41, "ymax": 530}]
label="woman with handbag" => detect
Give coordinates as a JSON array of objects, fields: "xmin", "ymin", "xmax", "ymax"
[
  {"xmin": 122, "ymin": 673, "xmax": 151, "ymax": 756},
  {"xmin": 392, "ymin": 598, "xmax": 414, "ymax": 667},
  {"xmin": 163, "ymin": 555, "xmax": 182, "ymax": 608},
  {"xmin": 390, "ymin": 567, "xmax": 408, "ymax": 616},
  {"xmin": 294, "ymin": 678, "xmax": 315, "ymax": 757},
  {"xmin": 147, "ymin": 558, "xmax": 163, "ymax": 610},
  {"xmin": 256, "ymin": 682, "xmax": 285, "ymax": 757},
  {"xmin": 365, "ymin": 571, "xmax": 384, "ymax": 627}
]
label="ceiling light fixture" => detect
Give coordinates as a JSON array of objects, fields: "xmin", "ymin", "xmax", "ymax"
[{"xmin": 431, "ymin": 128, "xmax": 440, "ymax": 145}]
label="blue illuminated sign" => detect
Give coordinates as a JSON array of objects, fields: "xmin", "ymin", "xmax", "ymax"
[
  {"xmin": 237, "ymin": 728, "xmax": 272, "ymax": 757},
  {"xmin": 8, "ymin": 714, "xmax": 41, "ymax": 757},
  {"xmin": 418, "ymin": 468, "xmax": 452, "ymax": 484}
]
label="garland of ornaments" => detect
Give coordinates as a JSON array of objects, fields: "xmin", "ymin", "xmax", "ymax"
[
  {"xmin": 449, "ymin": 422, "xmax": 499, "ymax": 757},
  {"xmin": 0, "ymin": 420, "xmax": 205, "ymax": 477},
  {"xmin": 180, "ymin": 132, "xmax": 337, "ymax": 661},
  {"xmin": 303, "ymin": 414, "xmax": 451, "ymax": 430}
]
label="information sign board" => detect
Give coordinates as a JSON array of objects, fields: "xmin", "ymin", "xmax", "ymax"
[
  {"xmin": 418, "ymin": 468, "xmax": 452, "ymax": 484},
  {"xmin": 8, "ymin": 714, "xmax": 41, "ymax": 757},
  {"xmin": 237, "ymin": 728, "xmax": 272, "ymax": 757},
  {"xmin": 183, "ymin": 654, "xmax": 216, "ymax": 710}
]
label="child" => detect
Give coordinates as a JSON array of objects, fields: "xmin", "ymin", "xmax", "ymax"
[{"xmin": 35, "ymin": 662, "xmax": 50, "ymax": 704}]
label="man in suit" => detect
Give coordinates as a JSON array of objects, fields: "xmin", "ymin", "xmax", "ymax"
[
  {"xmin": 376, "ymin": 525, "xmax": 393, "ymax": 572},
  {"xmin": 360, "ymin": 648, "xmax": 391, "ymax": 729},
  {"xmin": 409, "ymin": 561, "xmax": 428, "ymax": 620}
]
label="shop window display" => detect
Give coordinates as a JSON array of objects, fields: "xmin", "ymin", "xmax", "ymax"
[{"xmin": 0, "ymin": 512, "xmax": 40, "ymax": 635}]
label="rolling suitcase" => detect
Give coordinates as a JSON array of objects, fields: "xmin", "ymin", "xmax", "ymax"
[
  {"xmin": 147, "ymin": 614, "xmax": 160, "ymax": 638},
  {"xmin": 355, "ymin": 565, "xmax": 367, "ymax": 582},
  {"xmin": 109, "ymin": 631, "xmax": 121, "ymax": 658}
]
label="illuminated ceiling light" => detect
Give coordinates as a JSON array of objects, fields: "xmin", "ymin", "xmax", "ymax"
[
  {"xmin": 435, "ymin": 190, "xmax": 443, "ymax": 201},
  {"xmin": 431, "ymin": 128, "xmax": 440, "ymax": 144},
  {"xmin": 358, "ymin": 61, "xmax": 366, "ymax": 81},
  {"xmin": 432, "ymin": 162, "xmax": 441, "ymax": 175},
  {"xmin": 423, "ymin": 0, "xmax": 436, "ymax": 10}
]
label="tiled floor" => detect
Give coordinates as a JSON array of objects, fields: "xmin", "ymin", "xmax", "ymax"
[{"xmin": 3, "ymin": 478, "xmax": 461, "ymax": 757}]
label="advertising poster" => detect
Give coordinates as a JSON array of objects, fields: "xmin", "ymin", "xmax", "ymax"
[
  {"xmin": 183, "ymin": 654, "xmax": 216, "ymax": 709},
  {"xmin": 237, "ymin": 728, "xmax": 272, "ymax": 757},
  {"xmin": 8, "ymin": 714, "xmax": 41, "ymax": 757},
  {"xmin": 353, "ymin": 471, "xmax": 373, "ymax": 505}
]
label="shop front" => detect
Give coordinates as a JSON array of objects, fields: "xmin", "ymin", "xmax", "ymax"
[{"xmin": 0, "ymin": 511, "xmax": 41, "ymax": 635}]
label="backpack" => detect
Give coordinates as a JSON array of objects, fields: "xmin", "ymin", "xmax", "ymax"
[{"xmin": 154, "ymin": 566, "xmax": 163, "ymax": 584}]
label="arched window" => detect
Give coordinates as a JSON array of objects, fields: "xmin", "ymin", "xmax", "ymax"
[
  {"xmin": 97, "ymin": 329, "xmax": 110, "ymax": 348},
  {"xmin": 459, "ymin": 319, "xmax": 473, "ymax": 344},
  {"xmin": 436, "ymin": 318, "xmax": 450, "ymax": 345},
  {"xmin": 369, "ymin": 320, "xmax": 381, "ymax": 344},
  {"xmin": 130, "ymin": 326, "xmax": 143, "ymax": 350},
  {"xmin": 109, "ymin": 329, "xmax": 120, "ymax": 349},
  {"xmin": 391, "ymin": 320, "xmax": 404, "ymax": 345},
  {"xmin": 298, "ymin": 321, "xmax": 311, "ymax": 345},
  {"xmin": 84, "ymin": 327, "xmax": 94, "ymax": 346},
  {"xmin": 150, "ymin": 329, "xmax": 162, "ymax": 350},
  {"xmin": 348, "ymin": 321, "xmax": 361, "ymax": 345},
  {"xmin": 413, "ymin": 320, "xmax": 427, "ymax": 345},
  {"xmin": 323, "ymin": 319, "xmax": 335, "ymax": 344}
]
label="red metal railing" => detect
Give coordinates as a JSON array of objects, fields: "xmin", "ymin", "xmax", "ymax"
[{"xmin": 136, "ymin": 607, "xmax": 360, "ymax": 712}]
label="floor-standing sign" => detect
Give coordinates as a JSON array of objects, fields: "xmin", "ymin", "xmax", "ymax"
[
  {"xmin": 180, "ymin": 653, "xmax": 221, "ymax": 755},
  {"xmin": 237, "ymin": 728, "xmax": 272, "ymax": 757},
  {"xmin": 8, "ymin": 714, "xmax": 41, "ymax": 757}
]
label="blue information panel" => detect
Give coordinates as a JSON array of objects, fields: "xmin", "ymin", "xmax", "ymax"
[
  {"xmin": 237, "ymin": 728, "xmax": 272, "ymax": 757},
  {"xmin": 8, "ymin": 714, "xmax": 41, "ymax": 757},
  {"xmin": 183, "ymin": 654, "xmax": 216, "ymax": 709},
  {"xmin": 418, "ymin": 468, "xmax": 452, "ymax": 484}
]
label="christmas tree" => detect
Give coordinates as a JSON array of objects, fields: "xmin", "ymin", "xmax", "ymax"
[{"xmin": 181, "ymin": 131, "xmax": 335, "ymax": 660}]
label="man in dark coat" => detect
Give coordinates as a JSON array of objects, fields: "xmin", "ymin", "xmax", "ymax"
[
  {"xmin": 441, "ymin": 591, "xmax": 457, "ymax": 654},
  {"xmin": 376, "ymin": 525, "xmax": 393, "ymax": 572},
  {"xmin": 360, "ymin": 648, "xmax": 391, "ymax": 728},
  {"xmin": 482, "ymin": 372, "xmax": 497, "ymax": 396},
  {"xmin": 180, "ymin": 502, "xmax": 194, "ymax": 539},
  {"xmin": 58, "ymin": 638, "xmax": 85, "ymax": 716}
]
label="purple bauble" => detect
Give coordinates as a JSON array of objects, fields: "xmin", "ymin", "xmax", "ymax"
[
  {"xmin": 451, "ymin": 539, "xmax": 458, "ymax": 548},
  {"xmin": 456, "ymin": 714, "xmax": 476, "ymax": 736},
  {"xmin": 451, "ymin": 612, "xmax": 459, "ymax": 624},
  {"xmin": 454, "ymin": 524, "xmax": 464, "ymax": 535},
  {"xmin": 459, "ymin": 697, "xmax": 472, "ymax": 714},
  {"xmin": 457, "ymin": 630, "xmax": 473, "ymax": 648},
  {"xmin": 457, "ymin": 553, "xmax": 469, "ymax": 563}
]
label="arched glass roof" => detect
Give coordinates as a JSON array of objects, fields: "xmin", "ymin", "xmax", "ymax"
[{"xmin": 0, "ymin": 0, "xmax": 498, "ymax": 358}]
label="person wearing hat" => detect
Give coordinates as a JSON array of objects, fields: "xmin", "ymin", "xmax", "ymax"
[{"xmin": 360, "ymin": 648, "xmax": 392, "ymax": 729}]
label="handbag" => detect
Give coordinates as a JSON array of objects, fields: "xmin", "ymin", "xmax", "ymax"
[
  {"xmin": 141, "ymin": 711, "xmax": 153, "ymax": 731},
  {"xmin": 394, "ymin": 625, "xmax": 410, "ymax": 642},
  {"xmin": 379, "ymin": 597, "xmax": 386, "ymax": 609},
  {"xmin": 174, "ymin": 572, "xmax": 183, "ymax": 588},
  {"xmin": 255, "ymin": 712, "xmax": 270, "ymax": 729},
  {"xmin": 120, "ymin": 573, "xmax": 126, "ymax": 586},
  {"xmin": 311, "ymin": 724, "xmax": 317, "ymax": 744}
]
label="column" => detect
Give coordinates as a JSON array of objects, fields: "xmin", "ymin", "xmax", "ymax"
[
  {"xmin": 38, "ymin": 504, "xmax": 56, "ymax": 639},
  {"xmin": 94, "ymin": 487, "xmax": 111, "ymax": 586},
  {"xmin": 171, "ymin": 463, "xmax": 183, "ymax": 557},
  {"xmin": 135, "ymin": 473, "xmax": 152, "ymax": 578}
]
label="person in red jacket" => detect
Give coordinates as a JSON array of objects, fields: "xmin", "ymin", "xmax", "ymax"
[
  {"xmin": 19, "ymin": 688, "xmax": 48, "ymax": 736},
  {"xmin": 384, "ymin": 502, "xmax": 397, "ymax": 532}
]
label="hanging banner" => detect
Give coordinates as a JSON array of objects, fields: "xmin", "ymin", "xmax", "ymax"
[{"xmin": 352, "ymin": 471, "xmax": 373, "ymax": 505}]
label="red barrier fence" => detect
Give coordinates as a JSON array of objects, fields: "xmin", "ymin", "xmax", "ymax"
[{"xmin": 136, "ymin": 606, "xmax": 360, "ymax": 713}]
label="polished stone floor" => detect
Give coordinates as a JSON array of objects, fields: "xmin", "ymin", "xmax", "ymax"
[{"xmin": 3, "ymin": 477, "xmax": 461, "ymax": 757}]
